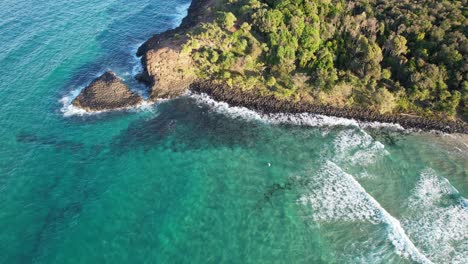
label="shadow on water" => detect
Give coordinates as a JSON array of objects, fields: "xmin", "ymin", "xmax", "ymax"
[
  {"xmin": 15, "ymin": 147, "xmax": 113, "ymax": 263},
  {"xmin": 111, "ymin": 96, "xmax": 264, "ymax": 154}
]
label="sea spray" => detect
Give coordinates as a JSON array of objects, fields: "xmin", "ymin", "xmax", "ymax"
[{"xmin": 333, "ymin": 129, "xmax": 389, "ymax": 166}]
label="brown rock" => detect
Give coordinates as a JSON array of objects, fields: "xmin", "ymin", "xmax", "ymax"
[
  {"xmin": 136, "ymin": 0, "xmax": 215, "ymax": 101},
  {"xmin": 145, "ymin": 46, "xmax": 195, "ymax": 100},
  {"xmin": 72, "ymin": 71, "xmax": 143, "ymax": 111}
]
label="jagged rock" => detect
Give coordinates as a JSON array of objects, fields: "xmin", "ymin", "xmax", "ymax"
[
  {"xmin": 72, "ymin": 71, "xmax": 143, "ymax": 111},
  {"xmin": 136, "ymin": 0, "xmax": 213, "ymax": 101}
]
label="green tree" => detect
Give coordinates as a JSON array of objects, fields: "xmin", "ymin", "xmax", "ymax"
[
  {"xmin": 387, "ymin": 34, "xmax": 408, "ymax": 56},
  {"xmin": 218, "ymin": 12, "xmax": 237, "ymax": 30}
]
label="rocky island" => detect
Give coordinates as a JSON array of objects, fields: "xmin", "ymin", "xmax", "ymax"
[
  {"xmin": 72, "ymin": 71, "xmax": 143, "ymax": 111},
  {"xmin": 75, "ymin": 0, "xmax": 468, "ymax": 133}
]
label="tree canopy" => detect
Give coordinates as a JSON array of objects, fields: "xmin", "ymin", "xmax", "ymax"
[{"xmin": 182, "ymin": 0, "xmax": 468, "ymax": 117}]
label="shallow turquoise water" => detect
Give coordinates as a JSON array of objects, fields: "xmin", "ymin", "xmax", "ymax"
[{"xmin": 0, "ymin": 1, "xmax": 467, "ymax": 263}]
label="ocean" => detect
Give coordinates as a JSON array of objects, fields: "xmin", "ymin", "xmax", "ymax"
[{"xmin": 0, "ymin": 0, "xmax": 467, "ymax": 263}]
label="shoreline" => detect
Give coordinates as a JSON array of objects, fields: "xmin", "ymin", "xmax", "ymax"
[
  {"xmin": 190, "ymin": 81, "xmax": 468, "ymax": 134},
  {"xmin": 135, "ymin": 0, "xmax": 467, "ymax": 134}
]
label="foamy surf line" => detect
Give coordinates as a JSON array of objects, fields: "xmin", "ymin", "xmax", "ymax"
[
  {"xmin": 402, "ymin": 169, "xmax": 468, "ymax": 264},
  {"xmin": 173, "ymin": 2, "xmax": 191, "ymax": 26},
  {"xmin": 129, "ymin": 42, "xmax": 144, "ymax": 78},
  {"xmin": 298, "ymin": 161, "xmax": 432, "ymax": 263},
  {"xmin": 189, "ymin": 92, "xmax": 405, "ymax": 131}
]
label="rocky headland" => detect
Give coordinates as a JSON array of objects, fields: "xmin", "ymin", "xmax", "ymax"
[
  {"xmin": 134, "ymin": 0, "xmax": 467, "ymax": 134},
  {"xmin": 72, "ymin": 0, "xmax": 467, "ymax": 133},
  {"xmin": 72, "ymin": 71, "xmax": 143, "ymax": 111}
]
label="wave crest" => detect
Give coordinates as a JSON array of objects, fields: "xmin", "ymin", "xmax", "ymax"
[
  {"xmin": 298, "ymin": 161, "xmax": 432, "ymax": 263},
  {"xmin": 402, "ymin": 169, "xmax": 468, "ymax": 264}
]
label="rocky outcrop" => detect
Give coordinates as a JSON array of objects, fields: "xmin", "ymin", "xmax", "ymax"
[
  {"xmin": 136, "ymin": 0, "xmax": 214, "ymax": 100},
  {"xmin": 72, "ymin": 71, "xmax": 143, "ymax": 111},
  {"xmin": 191, "ymin": 80, "xmax": 468, "ymax": 134},
  {"xmin": 135, "ymin": 0, "xmax": 467, "ymax": 133}
]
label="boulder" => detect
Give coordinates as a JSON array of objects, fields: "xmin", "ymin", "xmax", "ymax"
[{"xmin": 72, "ymin": 71, "xmax": 143, "ymax": 111}]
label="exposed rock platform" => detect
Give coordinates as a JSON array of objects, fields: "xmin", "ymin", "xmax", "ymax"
[{"xmin": 72, "ymin": 71, "xmax": 143, "ymax": 111}]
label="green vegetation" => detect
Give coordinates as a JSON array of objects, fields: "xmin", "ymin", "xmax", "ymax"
[{"xmin": 182, "ymin": 0, "xmax": 467, "ymax": 117}]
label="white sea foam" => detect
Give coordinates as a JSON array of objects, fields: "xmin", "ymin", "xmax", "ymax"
[
  {"xmin": 267, "ymin": 112, "xmax": 359, "ymax": 127},
  {"xmin": 129, "ymin": 42, "xmax": 144, "ymax": 77},
  {"xmin": 333, "ymin": 129, "xmax": 388, "ymax": 166},
  {"xmin": 189, "ymin": 93, "xmax": 407, "ymax": 132},
  {"xmin": 189, "ymin": 92, "xmax": 265, "ymax": 121},
  {"xmin": 190, "ymin": 93, "xmax": 358, "ymax": 127},
  {"xmin": 298, "ymin": 161, "xmax": 432, "ymax": 263},
  {"xmin": 59, "ymin": 87, "xmax": 88, "ymax": 117},
  {"xmin": 360, "ymin": 121, "xmax": 404, "ymax": 131},
  {"xmin": 402, "ymin": 169, "xmax": 468, "ymax": 264},
  {"xmin": 173, "ymin": 2, "xmax": 191, "ymax": 26}
]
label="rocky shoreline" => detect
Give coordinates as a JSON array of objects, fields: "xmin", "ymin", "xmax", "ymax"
[
  {"xmin": 190, "ymin": 81, "xmax": 468, "ymax": 133},
  {"xmin": 70, "ymin": 0, "xmax": 467, "ymax": 133},
  {"xmin": 135, "ymin": 0, "xmax": 214, "ymax": 100},
  {"xmin": 133, "ymin": 0, "xmax": 468, "ymax": 134}
]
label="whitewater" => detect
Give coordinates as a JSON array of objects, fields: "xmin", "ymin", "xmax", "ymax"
[{"xmin": 0, "ymin": 0, "xmax": 466, "ymax": 263}]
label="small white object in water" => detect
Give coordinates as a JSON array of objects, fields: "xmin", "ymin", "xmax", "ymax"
[{"xmin": 268, "ymin": 163, "xmax": 271, "ymax": 167}]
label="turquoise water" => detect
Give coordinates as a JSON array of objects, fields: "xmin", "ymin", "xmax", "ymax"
[{"xmin": 0, "ymin": 0, "xmax": 467, "ymax": 263}]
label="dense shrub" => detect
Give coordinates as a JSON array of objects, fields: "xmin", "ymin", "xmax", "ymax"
[{"xmin": 183, "ymin": 0, "xmax": 467, "ymax": 118}]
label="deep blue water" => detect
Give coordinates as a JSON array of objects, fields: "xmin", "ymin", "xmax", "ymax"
[{"xmin": 0, "ymin": 1, "xmax": 467, "ymax": 263}]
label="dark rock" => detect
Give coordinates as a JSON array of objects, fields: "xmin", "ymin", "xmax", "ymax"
[
  {"xmin": 190, "ymin": 80, "xmax": 468, "ymax": 134},
  {"xmin": 72, "ymin": 71, "xmax": 143, "ymax": 111}
]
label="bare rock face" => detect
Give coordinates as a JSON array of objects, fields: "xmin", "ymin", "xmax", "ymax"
[
  {"xmin": 72, "ymin": 71, "xmax": 143, "ymax": 111},
  {"xmin": 143, "ymin": 46, "xmax": 195, "ymax": 100},
  {"xmin": 136, "ymin": 0, "xmax": 214, "ymax": 101}
]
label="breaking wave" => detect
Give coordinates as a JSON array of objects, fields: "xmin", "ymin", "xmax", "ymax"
[
  {"xmin": 298, "ymin": 161, "xmax": 432, "ymax": 263},
  {"xmin": 402, "ymin": 169, "xmax": 468, "ymax": 264},
  {"xmin": 333, "ymin": 129, "xmax": 388, "ymax": 166},
  {"xmin": 172, "ymin": 2, "xmax": 191, "ymax": 26}
]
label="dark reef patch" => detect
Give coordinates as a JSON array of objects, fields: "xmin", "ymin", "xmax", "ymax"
[
  {"xmin": 16, "ymin": 132, "xmax": 85, "ymax": 152},
  {"xmin": 111, "ymin": 97, "xmax": 264, "ymax": 154}
]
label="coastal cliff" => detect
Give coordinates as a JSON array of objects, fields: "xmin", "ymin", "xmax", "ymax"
[
  {"xmin": 136, "ymin": 0, "xmax": 214, "ymax": 100},
  {"xmin": 135, "ymin": 0, "xmax": 468, "ymax": 133}
]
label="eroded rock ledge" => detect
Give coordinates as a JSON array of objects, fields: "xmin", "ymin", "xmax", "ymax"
[
  {"xmin": 190, "ymin": 80, "xmax": 468, "ymax": 134},
  {"xmin": 72, "ymin": 71, "xmax": 143, "ymax": 111}
]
